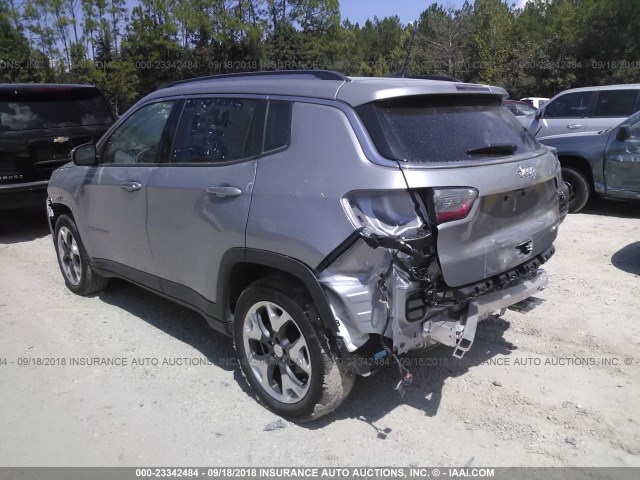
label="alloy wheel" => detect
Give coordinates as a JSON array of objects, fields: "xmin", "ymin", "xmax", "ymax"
[
  {"xmin": 242, "ymin": 301, "xmax": 311, "ymax": 404},
  {"xmin": 57, "ymin": 226, "xmax": 82, "ymax": 286}
]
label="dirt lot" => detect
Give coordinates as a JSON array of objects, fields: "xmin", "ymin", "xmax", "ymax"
[{"xmin": 0, "ymin": 200, "xmax": 639, "ymax": 467}]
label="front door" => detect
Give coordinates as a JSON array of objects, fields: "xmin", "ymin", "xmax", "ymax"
[
  {"xmin": 536, "ymin": 91, "xmax": 595, "ymax": 137},
  {"xmin": 80, "ymin": 101, "xmax": 178, "ymax": 276}
]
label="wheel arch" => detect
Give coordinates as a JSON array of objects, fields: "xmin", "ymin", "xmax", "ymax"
[
  {"xmin": 557, "ymin": 155, "xmax": 595, "ymax": 192},
  {"xmin": 48, "ymin": 201, "xmax": 75, "ymax": 233},
  {"xmin": 218, "ymin": 248, "xmax": 337, "ymax": 333}
]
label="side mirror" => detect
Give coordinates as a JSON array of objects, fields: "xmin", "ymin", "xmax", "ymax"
[
  {"xmin": 535, "ymin": 108, "xmax": 544, "ymax": 120},
  {"xmin": 72, "ymin": 143, "xmax": 97, "ymax": 166},
  {"xmin": 616, "ymin": 125, "xmax": 631, "ymax": 142}
]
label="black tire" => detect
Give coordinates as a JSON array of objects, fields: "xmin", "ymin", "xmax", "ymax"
[
  {"xmin": 233, "ymin": 276, "xmax": 354, "ymax": 422},
  {"xmin": 54, "ymin": 214, "xmax": 108, "ymax": 295},
  {"xmin": 561, "ymin": 166, "xmax": 590, "ymax": 213}
]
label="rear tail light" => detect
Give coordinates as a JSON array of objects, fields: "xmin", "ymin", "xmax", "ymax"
[
  {"xmin": 432, "ymin": 188, "xmax": 478, "ymax": 224},
  {"xmin": 341, "ymin": 190, "xmax": 424, "ymax": 236}
]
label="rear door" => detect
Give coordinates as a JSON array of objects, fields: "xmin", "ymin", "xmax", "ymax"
[
  {"xmin": 81, "ymin": 100, "xmax": 178, "ymax": 276},
  {"xmin": 536, "ymin": 91, "xmax": 595, "ymax": 137},
  {"xmin": 357, "ymin": 95, "xmax": 561, "ymax": 287},
  {"xmin": 584, "ymin": 89, "xmax": 640, "ymax": 133},
  {"xmin": 604, "ymin": 112, "xmax": 640, "ymax": 198},
  {"xmin": 146, "ymin": 96, "xmax": 266, "ymax": 309}
]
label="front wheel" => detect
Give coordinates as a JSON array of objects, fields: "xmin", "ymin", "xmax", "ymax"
[
  {"xmin": 233, "ymin": 277, "xmax": 354, "ymax": 422},
  {"xmin": 561, "ymin": 166, "xmax": 590, "ymax": 213},
  {"xmin": 54, "ymin": 214, "xmax": 108, "ymax": 295}
]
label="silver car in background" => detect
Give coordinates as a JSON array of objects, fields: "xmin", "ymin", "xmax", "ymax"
[
  {"xmin": 522, "ymin": 84, "xmax": 640, "ymax": 137},
  {"xmin": 47, "ymin": 71, "xmax": 567, "ymax": 421},
  {"xmin": 539, "ymin": 110, "xmax": 640, "ymax": 212}
]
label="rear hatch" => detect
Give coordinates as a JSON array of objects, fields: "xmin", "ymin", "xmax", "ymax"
[
  {"xmin": 0, "ymin": 86, "xmax": 114, "ymax": 185},
  {"xmin": 357, "ymin": 94, "xmax": 562, "ymax": 287}
]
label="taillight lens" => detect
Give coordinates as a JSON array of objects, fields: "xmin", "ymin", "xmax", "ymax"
[{"xmin": 432, "ymin": 188, "xmax": 478, "ymax": 224}]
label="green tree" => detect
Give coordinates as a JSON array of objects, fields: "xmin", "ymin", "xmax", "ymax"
[
  {"xmin": 411, "ymin": 2, "xmax": 473, "ymax": 79},
  {"xmin": 578, "ymin": 0, "xmax": 640, "ymax": 85},
  {"xmin": 471, "ymin": 0, "xmax": 513, "ymax": 85},
  {"xmin": 0, "ymin": 0, "xmax": 45, "ymax": 82},
  {"xmin": 343, "ymin": 16, "xmax": 404, "ymax": 76},
  {"xmin": 124, "ymin": 0, "xmax": 181, "ymax": 95}
]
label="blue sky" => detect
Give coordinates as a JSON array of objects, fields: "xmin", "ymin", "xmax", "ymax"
[
  {"xmin": 340, "ymin": 0, "xmax": 529, "ymax": 25},
  {"xmin": 340, "ymin": 0, "xmax": 469, "ymax": 25}
]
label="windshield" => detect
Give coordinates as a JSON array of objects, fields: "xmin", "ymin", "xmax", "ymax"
[
  {"xmin": 0, "ymin": 90, "xmax": 114, "ymax": 132},
  {"xmin": 357, "ymin": 95, "xmax": 542, "ymax": 164}
]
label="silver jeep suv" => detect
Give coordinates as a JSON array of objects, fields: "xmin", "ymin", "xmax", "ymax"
[{"xmin": 47, "ymin": 71, "xmax": 567, "ymax": 421}]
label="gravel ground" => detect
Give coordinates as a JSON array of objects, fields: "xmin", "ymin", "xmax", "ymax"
[{"xmin": 0, "ymin": 199, "xmax": 639, "ymax": 467}]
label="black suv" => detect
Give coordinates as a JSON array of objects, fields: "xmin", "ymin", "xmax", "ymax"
[{"xmin": 0, "ymin": 84, "xmax": 114, "ymax": 210}]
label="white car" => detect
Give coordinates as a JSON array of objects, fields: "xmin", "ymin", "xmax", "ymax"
[{"xmin": 520, "ymin": 97, "xmax": 549, "ymax": 108}]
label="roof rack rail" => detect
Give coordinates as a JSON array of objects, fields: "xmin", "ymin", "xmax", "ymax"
[{"xmin": 163, "ymin": 70, "xmax": 350, "ymax": 89}]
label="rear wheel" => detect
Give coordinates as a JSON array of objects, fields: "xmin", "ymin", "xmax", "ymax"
[
  {"xmin": 233, "ymin": 277, "xmax": 354, "ymax": 422},
  {"xmin": 54, "ymin": 215, "xmax": 108, "ymax": 295},
  {"xmin": 561, "ymin": 166, "xmax": 590, "ymax": 213}
]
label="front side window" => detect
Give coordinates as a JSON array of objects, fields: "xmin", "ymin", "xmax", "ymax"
[
  {"xmin": 101, "ymin": 101, "xmax": 176, "ymax": 164},
  {"xmin": 593, "ymin": 90, "xmax": 640, "ymax": 117},
  {"xmin": 357, "ymin": 95, "xmax": 541, "ymax": 164},
  {"xmin": 544, "ymin": 92, "xmax": 595, "ymax": 118},
  {"xmin": 171, "ymin": 98, "xmax": 262, "ymax": 164}
]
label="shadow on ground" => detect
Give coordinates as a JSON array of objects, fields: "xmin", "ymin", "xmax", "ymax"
[
  {"xmin": 300, "ymin": 315, "xmax": 514, "ymax": 431},
  {"xmin": 94, "ymin": 277, "xmax": 514, "ymax": 428},
  {"xmin": 611, "ymin": 241, "xmax": 640, "ymax": 275},
  {"xmin": 0, "ymin": 208, "xmax": 50, "ymax": 244},
  {"xmin": 97, "ymin": 279, "xmax": 240, "ymax": 375},
  {"xmin": 581, "ymin": 197, "xmax": 640, "ymax": 219}
]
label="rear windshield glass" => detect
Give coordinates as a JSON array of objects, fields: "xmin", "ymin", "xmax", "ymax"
[
  {"xmin": 357, "ymin": 95, "xmax": 542, "ymax": 164},
  {"xmin": 0, "ymin": 90, "xmax": 113, "ymax": 132}
]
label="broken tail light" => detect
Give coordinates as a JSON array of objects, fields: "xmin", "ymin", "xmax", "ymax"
[
  {"xmin": 431, "ymin": 188, "xmax": 478, "ymax": 224},
  {"xmin": 341, "ymin": 190, "xmax": 425, "ymax": 237}
]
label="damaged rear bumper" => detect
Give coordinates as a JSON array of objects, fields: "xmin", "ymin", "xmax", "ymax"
[
  {"xmin": 319, "ymin": 234, "xmax": 554, "ymax": 361},
  {"xmin": 430, "ymin": 269, "xmax": 548, "ymax": 358}
]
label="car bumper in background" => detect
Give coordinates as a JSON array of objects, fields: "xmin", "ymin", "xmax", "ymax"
[{"xmin": 0, "ymin": 181, "xmax": 49, "ymax": 211}]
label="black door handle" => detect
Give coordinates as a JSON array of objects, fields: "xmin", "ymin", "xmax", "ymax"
[
  {"xmin": 207, "ymin": 186, "xmax": 242, "ymax": 198},
  {"xmin": 121, "ymin": 181, "xmax": 142, "ymax": 192}
]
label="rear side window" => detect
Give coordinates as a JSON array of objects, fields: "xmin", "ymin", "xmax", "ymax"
[
  {"xmin": 544, "ymin": 92, "xmax": 595, "ymax": 118},
  {"xmin": 357, "ymin": 96, "xmax": 541, "ymax": 164},
  {"xmin": 593, "ymin": 90, "xmax": 640, "ymax": 117},
  {"xmin": 171, "ymin": 98, "xmax": 262, "ymax": 164},
  {"xmin": 0, "ymin": 90, "xmax": 113, "ymax": 132},
  {"xmin": 264, "ymin": 100, "xmax": 292, "ymax": 151}
]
